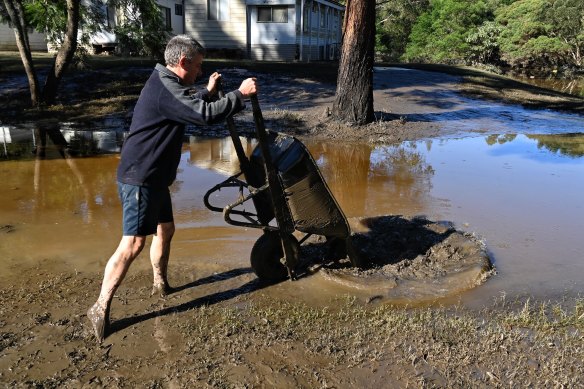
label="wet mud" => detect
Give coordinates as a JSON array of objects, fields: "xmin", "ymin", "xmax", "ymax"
[
  {"xmin": 1, "ymin": 64, "xmax": 582, "ymax": 386},
  {"xmin": 300, "ymin": 215, "xmax": 493, "ymax": 303}
]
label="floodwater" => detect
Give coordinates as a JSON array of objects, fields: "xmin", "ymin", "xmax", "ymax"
[
  {"xmin": 513, "ymin": 74, "xmax": 584, "ymax": 98},
  {"xmin": 1, "ymin": 119, "xmax": 583, "ymax": 307}
]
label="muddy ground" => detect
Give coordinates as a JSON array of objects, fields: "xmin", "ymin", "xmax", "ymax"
[{"xmin": 1, "ymin": 61, "xmax": 583, "ymax": 387}]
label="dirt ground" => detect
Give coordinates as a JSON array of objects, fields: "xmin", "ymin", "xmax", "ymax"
[{"xmin": 1, "ymin": 63, "xmax": 583, "ymax": 387}]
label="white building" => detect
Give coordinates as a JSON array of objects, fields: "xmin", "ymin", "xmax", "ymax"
[
  {"xmin": 0, "ymin": 23, "xmax": 48, "ymax": 51},
  {"xmin": 0, "ymin": 0, "xmax": 344, "ymax": 61},
  {"xmin": 186, "ymin": 0, "xmax": 344, "ymax": 61}
]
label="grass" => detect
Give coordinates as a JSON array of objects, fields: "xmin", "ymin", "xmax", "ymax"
[{"xmin": 164, "ymin": 294, "xmax": 584, "ymax": 387}]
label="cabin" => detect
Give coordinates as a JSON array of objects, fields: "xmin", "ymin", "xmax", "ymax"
[
  {"xmin": 0, "ymin": 0, "xmax": 344, "ymax": 61},
  {"xmin": 186, "ymin": 0, "xmax": 344, "ymax": 61},
  {"xmin": 0, "ymin": 23, "xmax": 48, "ymax": 51}
]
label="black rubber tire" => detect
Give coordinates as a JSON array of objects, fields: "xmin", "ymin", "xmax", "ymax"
[{"xmin": 250, "ymin": 231, "xmax": 299, "ymax": 281}]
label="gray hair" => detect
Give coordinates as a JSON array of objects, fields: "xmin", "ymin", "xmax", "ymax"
[{"xmin": 164, "ymin": 35, "xmax": 206, "ymax": 66}]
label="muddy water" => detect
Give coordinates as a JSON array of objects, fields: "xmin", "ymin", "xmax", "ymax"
[
  {"xmin": 1, "ymin": 127, "xmax": 583, "ymax": 306},
  {"xmin": 513, "ymin": 75, "xmax": 584, "ymax": 97},
  {"xmin": 315, "ymin": 134, "xmax": 584, "ymax": 306}
]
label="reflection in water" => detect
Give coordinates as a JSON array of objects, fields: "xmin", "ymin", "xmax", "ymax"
[
  {"xmin": 311, "ymin": 143, "xmax": 372, "ymax": 217},
  {"xmin": 32, "ymin": 123, "xmax": 94, "ymax": 223},
  {"xmin": 0, "ymin": 123, "xmax": 125, "ymax": 160},
  {"xmin": 0, "ymin": 125, "xmax": 122, "ymax": 263},
  {"xmin": 528, "ymin": 133, "xmax": 584, "ymax": 157},
  {"xmin": 1, "ymin": 131, "xmax": 584, "ymax": 303},
  {"xmin": 513, "ymin": 75, "xmax": 584, "ymax": 97},
  {"xmin": 185, "ymin": 137, "xmax": 436, "ymax": 219},
  {"xmin": 486, "ymin": 134, "xmax": 518, "ymax": 145},
  {"xmin": 312, "ymin": 142, "xmax": 435, "ymax": 217},
  {"xmin": 186, "ymin": 135, "xmax": 258, "ymax": 175},
  {"xmin": 487, "ymin": 133, "xmax": 584, "ymax": 157}
]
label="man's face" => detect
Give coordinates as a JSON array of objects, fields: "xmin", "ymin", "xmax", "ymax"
[{"xmin": 182, "ymin": 53, "xmax": 204, "ymax": 85}]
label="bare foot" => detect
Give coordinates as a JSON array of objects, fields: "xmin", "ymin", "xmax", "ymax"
[
  {"xmin": 87, "ymin": 303, "xmax": 109, "ymax": 343},
  {"xmin": 151, "ymin": 283, "xmax": 173, "ymax": 298}
]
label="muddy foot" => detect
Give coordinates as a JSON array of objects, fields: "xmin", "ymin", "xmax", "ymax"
[
  {"xmin": 151, "ymin": 283, "xmax": 173, "ymax": 298},
  {"xmin": 87, "ymin": 303, "xmax": 109, "ymax": 343}
]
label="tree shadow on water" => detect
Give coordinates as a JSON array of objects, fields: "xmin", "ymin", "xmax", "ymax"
[{"xmin": 108, "ymin": 267, "xmax": 277, "ymax": 336}]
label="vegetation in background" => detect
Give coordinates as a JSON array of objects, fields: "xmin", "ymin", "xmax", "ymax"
[
  {"xmin": 0, "ymin": 0, "xmax": 168, "ymax": 107},
  {"xmin": 376, "ymin": 0, "xmax": 583, "ymax": 75},
  {"xmin": 402, "ymin": 0, "xmax": 496, "ymax": 64},
  {"xmin": 495, "ymin": 0, "xmax": 583, "ymax": 71},
  {"xmin": 110, "ymin": 0, "xmax": 169, "ymax": 59},
  {"xmin": 375, "ymin": 0, "xmax": 429, "ymax": 62}
]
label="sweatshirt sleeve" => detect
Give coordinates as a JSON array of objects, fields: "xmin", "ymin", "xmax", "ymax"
[{"xmin": 157, "ymin": 84, "xmax": 245, "ymax": 126}]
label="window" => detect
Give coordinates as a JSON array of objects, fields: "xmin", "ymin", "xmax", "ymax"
[
  {"xmin": 160, "ymin": 6, "xmax": 172, "ymax": 29},
  {"xmin": 257, "ymin": 6, "xmax": 288, "ymax": 23},
  {"xmin": 303, "ymin": 5, "xmax": 309, "ymax": 32},
  {"xmin": 175, "ymin": 4, "xmax": 183, "ymax": 16},
  {"xmin": 106, "ymin": 5, "xmax": 116, "ymax": 28},
  {"xmin": 208, "ymin": 0, "xmax": 229, "ymax": 21},
  {"xmin": 319, "ymin": 5, "xmax": 325, "ymax": 28}
]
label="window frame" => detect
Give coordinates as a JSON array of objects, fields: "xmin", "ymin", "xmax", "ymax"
[
  {"xmin": 257, "ymin": 5, "xmax": 289, "ymax": 23},
  {"xmin": 159, "ymin": 6, "xmax": 172, "ymax": 29}
]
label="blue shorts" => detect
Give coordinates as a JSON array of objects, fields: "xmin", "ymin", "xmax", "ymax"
[{"xmin": 118, "ymin": 182, "xmax": 173, "ymax": 236}]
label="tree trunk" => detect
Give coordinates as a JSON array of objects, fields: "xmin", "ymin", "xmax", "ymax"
[
  {"xmin": 332, "ymin": 0, "xmax": 376, "ymax": 125},
  {"xmin": 41, "ymin": 0, "xmax": 80, "ymax": 104},
  {"xmin": 2, "ymin": 0, "xmax": 41, "ymax": 106}
]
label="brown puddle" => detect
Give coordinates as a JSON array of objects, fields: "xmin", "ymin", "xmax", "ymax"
[{"xmin": 1, "ymin": 131, "xmax": 584, "ymax": 307}]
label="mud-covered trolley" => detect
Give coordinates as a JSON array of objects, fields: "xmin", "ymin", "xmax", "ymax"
[{"xmin": 204, "ymin": 94, "xmax": 360, "ymax": 281}]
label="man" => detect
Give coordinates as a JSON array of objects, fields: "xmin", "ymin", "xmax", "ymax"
[{"xmin": 87, "ymin": 35, "xmax": 258, "ymax": 343}]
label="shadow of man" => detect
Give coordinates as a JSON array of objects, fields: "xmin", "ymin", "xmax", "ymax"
[{"xmin": 108, "ymin": 267, "xmax": 279, "ymax": 336}]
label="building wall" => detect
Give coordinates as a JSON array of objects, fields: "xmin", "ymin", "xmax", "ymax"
[
  {"xmin": 158, "ymin": 0, "xmax": 185, "ymax": 35},
  {"xmin": 297, "ymin": 0, "xmax": 342, "ymax": 61},
  {"xmin": 184, "ymin": 0, "xmax": 247, "ymax": 50},
  {"xmin": 249, "ymin": 4, "xmax": 296, "ymax": 60},
  {"xmin": 0, "ymin": 23, "xmax": 48, "ymax": 52},
  {"xmin": 250, "ymin": 44, "xmax": 297, "ymax": 61},
  {"xmin": 183, "ymin": 0, "xmax": 342, "ymax": 61}
]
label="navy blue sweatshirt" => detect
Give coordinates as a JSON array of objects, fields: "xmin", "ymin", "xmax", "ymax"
[{"xmin": 117, "ymin": 64, "xmax": 245, "ymax": 187}]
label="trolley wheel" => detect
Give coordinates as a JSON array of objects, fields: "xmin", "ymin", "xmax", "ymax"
[{"xmin": 250, "ymin": 231, "xmax": 300, "ymax": 281}]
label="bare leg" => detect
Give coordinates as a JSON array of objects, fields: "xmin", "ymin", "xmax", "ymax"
[
  {"xmin": 88, "ymin": 235, "xmax": 146, "ymax": 342},
  {"xmin": 150, "ymin": 221, "xmax": 175, "ymax": 297}
]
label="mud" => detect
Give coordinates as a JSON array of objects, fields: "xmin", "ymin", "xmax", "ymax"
[
  {"xmin": 301, "ymin": 215, "xmax": 493, "ymax": 303},
  {"xmin": 1, "ymin": 63, "xmax": 582, "ymax": 387}
]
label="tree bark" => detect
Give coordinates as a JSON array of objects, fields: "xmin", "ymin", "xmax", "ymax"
[
  {"xmin": 42, "ymin": 0, "xmax": 80, "ymax": 104},
  {"xmin": 332, "ymin": 0, "xmax": 376, "ymax": 125},
  {"xmin": 2, "ymin": 0, "xmax": 41, "ymax": 106}
]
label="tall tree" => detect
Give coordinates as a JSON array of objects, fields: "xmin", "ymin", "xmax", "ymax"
[
  {"xmin": 332, "ymin": 0, "xmax": 376, "ymax": 125},
  {"xmin": 2, "ymin": 0, "xmax": 42, "ymax": 105},
  {"xmin": 41, "ymin": 0, "xmax": 80, "ymax": 104},
  {"xmin": 1, "ymin": 0, "xmax": 167, "ymax": 107},
  {"xmin": 1, "ymin": 0, "xmax": 81, "ymax": 106}
]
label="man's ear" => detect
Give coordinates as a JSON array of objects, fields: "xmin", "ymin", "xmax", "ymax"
[{"xmin": 178, "ymin": 55, "xmax": 189, "ymax": 70}]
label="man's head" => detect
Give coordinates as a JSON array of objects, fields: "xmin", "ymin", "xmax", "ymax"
[{"xmin": 164, "ymin": 35, "xmax": 206, "ymax": 85}]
